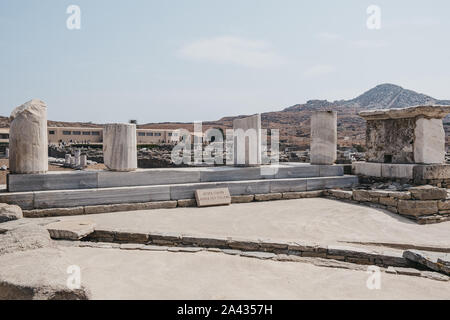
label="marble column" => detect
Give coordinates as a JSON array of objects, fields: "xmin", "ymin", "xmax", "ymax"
[
  {"xmin": 103, "ymin": 123, "xmax": 137, "ymax": 172},
  {"xmin": 80, "ymin": 155, "xmax": 87, "ymax": 167},
  {"xmin": 310, "ymin": 111, "xmax": 337, "ymax": 165},
  {"xmin": 74, "ymin": 149, "xmax": 81, "ymax": 167},
  {"xmin": 232, "ymin": 114, "xmax": 262, "ymax": 166},
  {"xmin": 9, "ymin": 99, "xmax": 48, "ymax": 174},
  {"xmin": 65, "ymin": 154, "xmax": 71, "ymax": 166}
]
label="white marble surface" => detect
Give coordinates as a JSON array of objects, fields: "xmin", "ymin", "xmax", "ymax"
[
  {"xmin": 310, "ymin": 111, "xmax": 337, "ymax": 165},
  {"xmin": 103, "ymin": 123, "xmax": 137, "ymax": 172},
  {"xmin": 414, "ymin": 117, "xmax": 445, "ymax": 164},
  {"xmin": 232, "ymin": 114, "xmax": 261, "ymax": 166},
  {"xmin": 9, "ymin": 99, "xmax": 48, "ymax": 174}
]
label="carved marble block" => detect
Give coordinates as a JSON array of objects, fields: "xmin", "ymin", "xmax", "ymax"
[
  {"xmin": 310, "ymin": 111, "xmax": 337, "ymax": 165},
  {"xmin": 103, "ymin": 123, "xmax": 137, "ymax": 172},
  {"xmin": 9, "ymin": 99, "xmax": 48, "ymax": 174}
]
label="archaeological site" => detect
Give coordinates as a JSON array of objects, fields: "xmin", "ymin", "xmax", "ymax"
[{"xmin": 1, "ymin": 1, "xmax": 449, "ymax": 311}]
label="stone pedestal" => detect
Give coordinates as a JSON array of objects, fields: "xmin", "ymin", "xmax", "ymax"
[
  {"xmin": 360, "ymin": 105, "xmax": 450, "ymax": 164},
  {"xmin": 103, "ymin": 124, "xmax": 137, "ymax": 172},
  {"xmin": 9, "ymin": 99, "xmax": 48, "ymax": 174},
  {"xmin": 232, "ymin": 114, "xmax": 261, "ymax": 166},
  {"xmin": 310, "ymin": 111, "xmax": 337, "ymax": 165}
]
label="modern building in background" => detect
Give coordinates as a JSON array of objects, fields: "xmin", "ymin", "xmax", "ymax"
[{"xmin": 0, "ymin": 127, "xmax": 181, "ymax": 146}]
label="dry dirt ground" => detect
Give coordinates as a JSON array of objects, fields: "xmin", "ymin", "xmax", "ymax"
[{"xmin": 0, "ymin": 159, "xmax": 106, "ymax": 184}]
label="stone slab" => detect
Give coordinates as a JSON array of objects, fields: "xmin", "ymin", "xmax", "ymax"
[
  {"xmin": 352, "ymin": 162, "xmax": 382, "ymax": 177},
  {"xmin": 46, "ymin": 220, "xmax": 96, "ymax": 240},
  {"xmin": 269, "ymin": 178, "xmax": 307, "ymax": 193},
  {"xmin": 381, "ymin": 164, "xmax": 415, "ymax": 179},
  {"xmin": 98, "ymin": 169, "xmax": 200, "ymax": 188},
  {"xmin": 33, "ymin": 185, "xmax": 170, "ymax": 209},
  {"xmin": 359, "ymin": 105, "xmax": 450, "ymax": 120},
  {"xmin": 8, "ymin": 171, "xmax": 98, "ymax": 192},
  {"xmin": 195, "ymin": 188, "xmax": 231, "ymax": 207},
  {"xmin": 2, "ymin": 176, "xmax": 358, "ymax": 209},
  {"xmin": 0, "ymin": 192, "xmax": 34, "ymax": 210},
  {"xmin": 403, "ymin": 250, "xmax": 450, "ymax": 275},
  {"xmin": 7, "ymin": 163, "xmax": 344, "ymax": 192},
  {"xmin": 306, "ymin": 176, "xmax": 357, "ymax": 191}
]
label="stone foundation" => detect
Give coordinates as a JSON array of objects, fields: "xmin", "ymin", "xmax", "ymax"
[
  {"xmin": 352, "ymin": 162, "xmax": 450, "ymax": 187},
  {"xmin": 325, "ymin": 186, "xmax": 450, "ymax": 225}
]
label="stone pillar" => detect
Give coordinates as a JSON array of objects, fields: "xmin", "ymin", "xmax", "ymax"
[
  {"xmin": 80, "ymin": 155, "xmax": 87, "ymax": 168},
  {"xmin": 5, "ymin": 148, "xmax": 9, "ymax": 158},
  {"xmin": 414, "ymin": 117, "xmax": 445, "ymax": 164},
  {"xmin": 232, "ymin": 114, "xmax": 262, "ymax": 166},
  {"xmin": 103, "ymin": 123, "xmax": 137, "ymax": 172},
  {"xmin": 9, "ymin": 99, "xmax": 48, "ymax": 174},
  {"xmin": 74, "ymin": 149, "xmax": 81, "ymax": 167},
  {"xmin": 65, "ymin": 154, "xmax": 71, "ymax": 166},
  {"xmin": 310, "ymin": 111, "xmax": 337, "ymax": 165}
]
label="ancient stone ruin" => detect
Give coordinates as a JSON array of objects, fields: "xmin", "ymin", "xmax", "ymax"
[
  {"xmin": 9, "ymin": 99, "xmax": 48, "ymax": 174},
  {"xmin": 354, "ymin": 105, "xmax": 450, "ymax": 186},
  {"xmin": 310, "ymin": 110, "xmax": 337, "ymax": 165}
]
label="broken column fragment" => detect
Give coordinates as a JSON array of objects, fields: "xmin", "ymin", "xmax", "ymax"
[
  {"xmin": 232, "ymin": 114, "xmax": 262, "ymax": 166},
  {"xmin": 9, "ymin": 99, "xmax": 48, "ymax": 174},
  {"xmin": 103, "ymin": 123, "xmax": 137, "ymax": 172}
]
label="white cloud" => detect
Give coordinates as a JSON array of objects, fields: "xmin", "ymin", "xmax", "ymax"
[
  {"xmin": 304, "ymin": 64, "xmax": 336, "ymax": 77},
  {"xmin": 178, "ymin": 36, "xmax": 286, "ymax": 68}
]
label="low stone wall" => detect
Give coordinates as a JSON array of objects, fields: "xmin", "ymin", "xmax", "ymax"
[
  {"xmin": 325, "ymin": 186, "xmax": 450, "ymax": 225},
  {"xmin": 80, "ymin": 229, "xmax": 411, "ymax": 268},
  {"xmin": 23, "ymin": 191, "xmax": 324, "ymax": 218},
  {"xmin": 23, "ymin": 187, "xmax": 450, "ymax": 225}
]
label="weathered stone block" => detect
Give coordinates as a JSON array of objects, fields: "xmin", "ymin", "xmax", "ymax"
[
  {"xmin": 388, "ymin": 191, "xmax": 411, "ymax": 200},
  {"xmin": 414, "ymin": 117, "xmax": 445, "ymax": 164},
  {"xmin": 381, "ymin": 164, "xmax": 415, "ymax": 179},
  {"xmin": 103, "ymin": 123, "xmax": 137, "ymax": 172},
  {"xmin": 0, "ymin": 204, "xmax": 23, "ymax": 223},
  {"xmin": 353, "ymin": 190, "xmax": 377, "ymax": 202},
  {"xmin": 352, "ymin": 162, "xmax": 382, "ymax": 177},
  {"xmin": 9, "ymin": 99, "xmax": 48, "ymax": 174},
  {"xmin": 437, "ymin": 200, "xmax": 450, "ymax": 211},
  {"xmin": 254, "ymin": 193, "xmax": 282, "ymax": 201},
  {"xmin": 397, "ymin": 200, "xmax": 438, "ymax": 216},
  {"xmin": 177, "ymin": 199, "xmax": 197, "ymax": 207},
  {"xmin": 46, "ymin": 220, "xmax": 96, "ymax": 240},
  {"xmin": 231, "ymin": 195, "xmax": 254, "ymax": 203},
  {"xmin": 310, "ymin": 111, "xmax": 337, "ymax": 165},
  {"xmin": 282, "ymin": 191, "xmax": 323, "ymax": 199},
  {"xmin": 328, "ymin": 189, "xmax": 353, "ymax": 199},
  {"xmin": 379, "ymin": 197, "xmax": 398, "ymax": 207},
  {"xmin": 232, "ymin": 114, "xmax": 261, "ymax": 166},
  {"xmin": 23, "ymin": 207, "xmax": 84, "ymax": 218},
  {"xmin": 409, "ymin": 185, "xmax": 447, "ymax": 200}
]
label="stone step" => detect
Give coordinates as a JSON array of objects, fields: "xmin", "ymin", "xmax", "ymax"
[
  {"xmin": 7, "ymin": 163, "xmax": 344, "ymax": 192},
  {"xmin": 60, "ymin": 229, "xmax": 412, "ymax": 268},
  {"xmin": 0, "ymin": 175, "xmax": 357, "ymax": 210}
]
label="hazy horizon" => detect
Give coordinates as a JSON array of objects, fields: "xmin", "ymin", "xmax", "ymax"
[{"xmin": 1, "ymin": 0, "xmax": 449, "ymax": 123}]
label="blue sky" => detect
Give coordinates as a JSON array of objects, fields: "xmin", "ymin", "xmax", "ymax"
[{"xmin": 1, "ymin": 0, "xmax": 449, "ymax": 123}]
